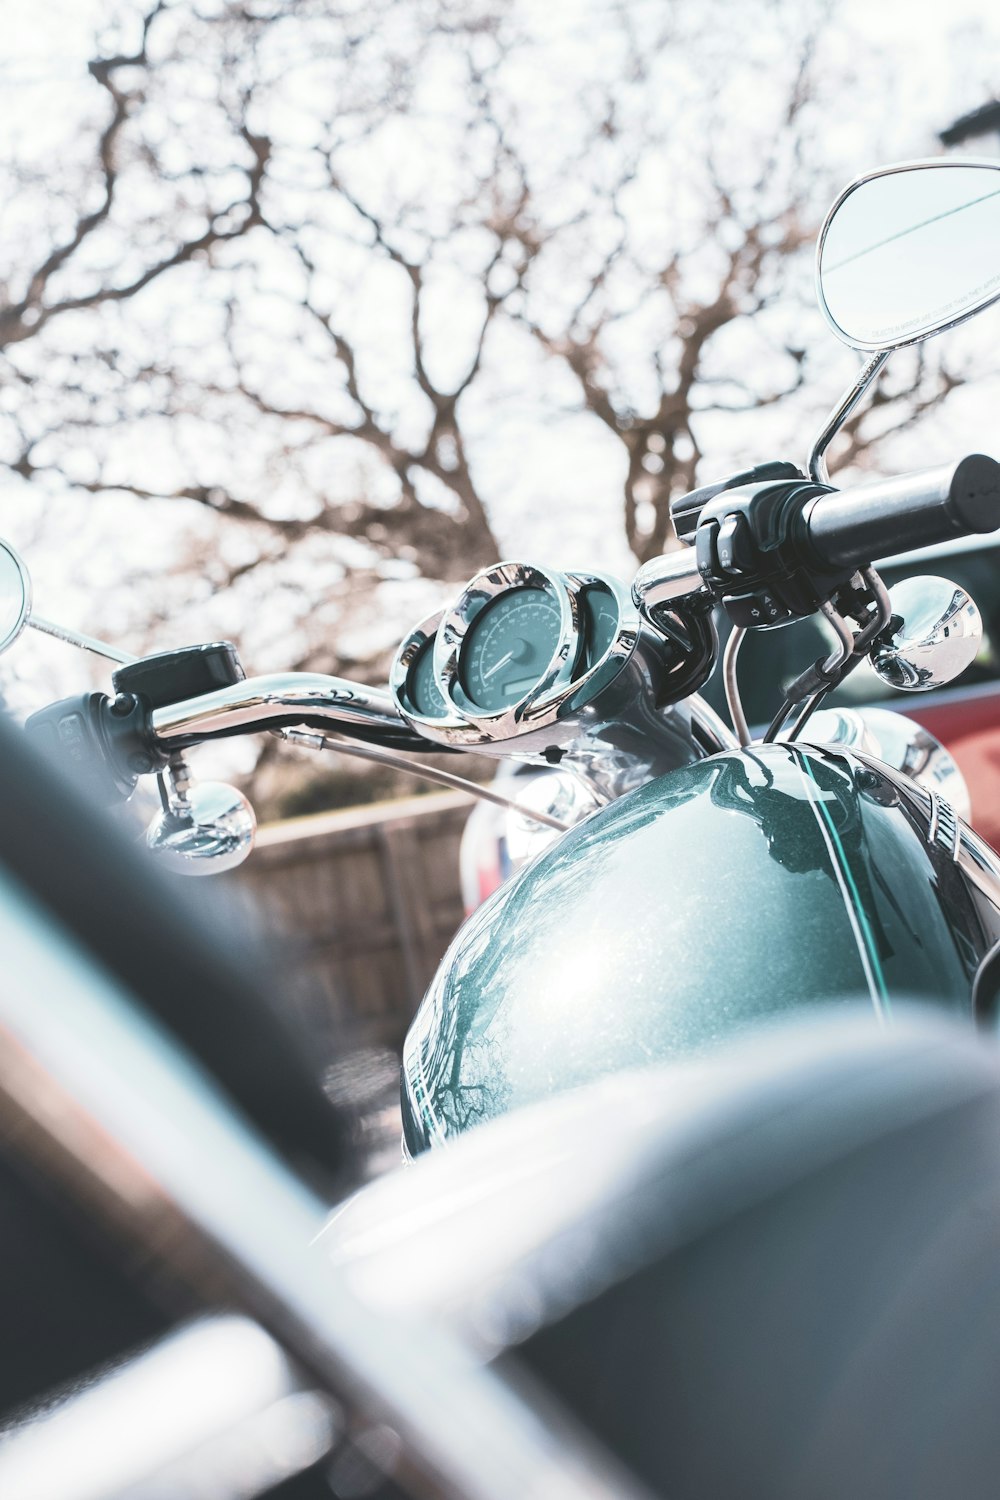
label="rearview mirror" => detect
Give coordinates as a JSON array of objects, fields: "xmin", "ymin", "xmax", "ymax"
[
  {"xmin": 870, "ymin": 575, "xmax": 983, "ymax": 692},
  {"xmin": 0, "ymin": 540, "xmax": 31, "ymax": 656},
  {"xmin": 146, "ymin": 779, "xmax": 257, "ymax": 875},
  {"xmin": 817, "ymin": 160, "xmax": 1000, "ymax": 351}
]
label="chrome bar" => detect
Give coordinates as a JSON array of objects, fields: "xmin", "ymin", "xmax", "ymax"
[
  {"xmin": 785, "ymin": 571, "xmax": 893, "ymax": 745},
  {"xmin": 632, "ymin": 547, "xmax": 706, "ymax": 615},
  {"xmin": 781, "ymin": 600, "xmax": 856, "ymax": 744},
  {"xmin": 722, "ymin": 627, "xmax": 750, "ymax": 747},
  {"xmin": 282, "ymin": 729, "xmax": 570, "ymax": 832},
  {"xmin": 687, "ymin": 691, "xmax": 740, "ymax": 754},
  {"xmin": 807, "ymin": 350, "xmax": 891, "ymax": 483},
  {"xmin": 818, "ymin": 598, "xmax": 856, "ymax": 674},
  {"xmin": 0, "ymin": 1317, "xmax": 338, "ymax": 1500},
  {"xmin": 151, "ymin": 672, "xmax": 406, "ymax": 743},
  {"xmin": 857, "ymin": 565, "xmax": 893, "ymax": 648},
  {"xmin": 0, "ymin": 868, "xmax": 650, "ymax": 1500},
  {"xmin": 29, "ymin": 613, "xmax": 138, "ymax": 667},
  {"xmin": 784, "ymin": 688, "xmax": 828, "ymax": 744}
]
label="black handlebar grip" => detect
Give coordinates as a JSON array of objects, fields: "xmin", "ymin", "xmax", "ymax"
[{"xmin": 797, "ymin": 454, "xmax": 1000, "ymax": 572}]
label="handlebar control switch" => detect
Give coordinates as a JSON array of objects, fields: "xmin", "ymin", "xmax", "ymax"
[
  {"xmin": 671, "ymin": 460, "xmax": 805, "ymax": 544},
  {"xmin": 693, "ymin": 476, "xmax": 842, "ymax": 622},
  {"xmin": 715, "ymin": 513, "xmax": 757, "ymax": 576},
  {"xmin": 724, "ymin": 589, "xmax": 791, "ymax": 629},
  {"xmin": 25, "ymin": 692, "xmax": 168, "ymax": 804}
]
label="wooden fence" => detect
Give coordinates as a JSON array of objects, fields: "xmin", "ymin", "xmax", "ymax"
[{"xmin": 225, "ymin": 790, "xmax": 473, "ymax": 1054}]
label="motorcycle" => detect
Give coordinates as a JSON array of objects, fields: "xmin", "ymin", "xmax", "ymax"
[
  {"xmin": 3, "ymin": 156, "xmax": 1000, "ymax": 1499},
  {"xmin": 6, "ymin": 158, "xmax": 1000, "ymax": 1157}
]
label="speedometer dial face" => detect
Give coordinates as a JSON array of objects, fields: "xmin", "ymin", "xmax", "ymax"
[
  {"xmin": 460, "ymin": 586, "xmax": 564, "ymax": 712},
  {"xmin": 408, "ymin": 637, "xmax": 448, "ymax": 718}
]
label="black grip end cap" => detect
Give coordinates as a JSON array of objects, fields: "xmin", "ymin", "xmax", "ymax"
[{"xmin": 952, "ymin": 453, "xmax": 1000, "ymax": 533}]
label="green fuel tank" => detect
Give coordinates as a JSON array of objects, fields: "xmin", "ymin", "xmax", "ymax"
[{"xmin": 401, "ymin": 742, "xmax": 1000, "ymax": 1155}]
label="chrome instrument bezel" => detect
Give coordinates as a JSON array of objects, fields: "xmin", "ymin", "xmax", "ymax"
[
  {"xmin": 436, "ymin": 561, "xmax": 581, "ymax": 735},
  {"xmin": 389, "ymin": 608, "xmax": 484, "ymax": 745},
  {"xmin": 390, "ymin": 564, "xmax": 644, "ymax": 749},
  {"xmin": 561, "ymin": 569, "xmax": 641, "ymax": 711}
]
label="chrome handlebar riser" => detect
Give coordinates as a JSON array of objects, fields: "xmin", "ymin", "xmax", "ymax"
[{"xmin": 632, "ymin": 548, "xmax": 706, "ymax": 616}]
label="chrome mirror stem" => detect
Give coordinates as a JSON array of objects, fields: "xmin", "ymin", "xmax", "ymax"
[
  {"xmin": 807, "ymin": 350, "xmax": 890, "ymax": 483},
  {"xmin": 28, "ymin": 613, "xmax": 137, "ymax": 667},
  {"xmin": 160, "ymin": 753, "xmax": 193, "ymax": 814}
]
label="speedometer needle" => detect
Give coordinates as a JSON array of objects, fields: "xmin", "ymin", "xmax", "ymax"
[{"xmin": 482, "ymin": 651, "xmax": 515, "ymax": 680}]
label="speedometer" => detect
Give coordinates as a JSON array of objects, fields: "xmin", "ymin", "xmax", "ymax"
[
  {"xmin": 408, "ymin": 636, "xmax": 448, "ymax": 717},
  {"xmin": 435, "ymin": 562, "xmax": 579, "ymax": 727},
  {"xmin": 460, "ymin": 586, "xmax": 565, "ymax": 712},
  {"xmin": 392, "ymin": 562, "xmax": 642, "ymax": 753}
]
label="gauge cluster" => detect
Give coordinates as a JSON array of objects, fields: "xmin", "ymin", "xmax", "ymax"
[{"xmin": 390, "ymin": 562, "xmax": 641, "ymax": 751}]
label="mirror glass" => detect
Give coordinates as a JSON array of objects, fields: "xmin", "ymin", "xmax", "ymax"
[
  {"xmin": 0, "ymin": 540, "xmax": 31, "ymax": 656},
  {"xmin": 871, "ymin": 575, "xmax": 982, "ymax": 691},
  {"xmin": 818, "ymin": 162, "xmax": 1000, "ymax": 350},
  {"xmin": 146, "ymin": 781, "xmax": 257, "ymax": 875}
]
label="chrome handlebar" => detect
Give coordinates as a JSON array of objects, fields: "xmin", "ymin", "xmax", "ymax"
[
  {"xmin": 150, "ymin": 672, "xmax": 408, "ymax": 745},
  {"xmin": 144, "ymin": 564, "xmax": 712, "ymax": 754}
]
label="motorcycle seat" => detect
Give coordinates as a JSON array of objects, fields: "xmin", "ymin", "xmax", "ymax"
[{"xmin": 325, "ymin": 1008, "xmax": 1000, "ymax": 1500}]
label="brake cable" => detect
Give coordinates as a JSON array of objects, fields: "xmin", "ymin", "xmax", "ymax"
[{"xmin": 277, "ymin": 728, "xmax": 570, "ymax": 832}]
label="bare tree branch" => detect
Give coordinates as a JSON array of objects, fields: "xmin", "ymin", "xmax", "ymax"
[{"xmin": 0, "ymin": 0, "xmax": 978, "ymax": 730}]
